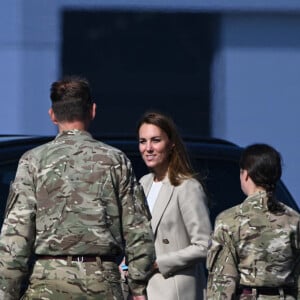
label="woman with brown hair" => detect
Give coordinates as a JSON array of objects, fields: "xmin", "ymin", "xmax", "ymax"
[{"xmin": 137, "ymin": 111, "xmax": 212, "ymax": 300}]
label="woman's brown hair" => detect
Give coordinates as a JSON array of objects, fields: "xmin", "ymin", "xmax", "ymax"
[
  {"xmin": 137, "ymin": 111, "xmax": 196, "ymax": 186},
  {"xmin": 240, "ymin": 143, "xmax": 284, "ymax": 213}
]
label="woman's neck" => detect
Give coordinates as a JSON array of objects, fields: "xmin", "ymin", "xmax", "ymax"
[
  {"xmin": 153, "ymin": 169, "xmax": 168, "ymax": 182},
  {"xmin": 247, "ymin": 187, "xmax": 265, "ymax": 196}
]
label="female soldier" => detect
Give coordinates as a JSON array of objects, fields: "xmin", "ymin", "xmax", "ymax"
[{"xmin": 207, "ymin": 143, "xmax": 300, "ymax": 299}]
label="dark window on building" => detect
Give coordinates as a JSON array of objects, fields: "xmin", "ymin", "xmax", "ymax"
[{"xmin": 62, "ymin": 10, "xmax": 215, "ymax": 137}]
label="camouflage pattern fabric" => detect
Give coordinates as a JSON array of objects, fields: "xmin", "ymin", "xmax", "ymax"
[
  {"xmin": 0, "ymin": 130, "xmax": 155, "ymax": 299},
  {"xmin": 206, "ymin": 191, "xmax": 300, "ymax": 300},
  {"xmin": 22, "ymin": 260, "xmax": 123, "ymax": 300}
]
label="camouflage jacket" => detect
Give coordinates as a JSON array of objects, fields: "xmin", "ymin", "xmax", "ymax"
[
  {"xmin": 0, "ymin": 130, "xmax": 155, "ymax": 299},
  {"xmin": 206, "ymin": 191, "xmax": 300, "ymax": 299}
]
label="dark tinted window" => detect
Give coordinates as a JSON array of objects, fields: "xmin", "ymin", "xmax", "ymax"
[
  {"xmin": 0, "ymin": 162, "xmax": 18, "ymax": 225},
  {"xmin": 191, "ymin": 156, "xmax": 299, "ymax": 224},
  {"xmin": 0, "ymin": 139, "xmax": 298, "ymax": 228},
  {"xmin": 126, "ymin": 150, "xmax": 299, "ymax": 224},
  {"xmin": 193, "ymin": 157, "xmax": 244, "ymax": 223},
  {"xmin": 127, "ymin": 154, "xmax": 148, "ymax": 180}
]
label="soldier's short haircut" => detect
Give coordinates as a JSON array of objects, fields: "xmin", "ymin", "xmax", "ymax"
[{"xmin": 50, "ymin": 76, "xmax": 93, "ymax": 122}]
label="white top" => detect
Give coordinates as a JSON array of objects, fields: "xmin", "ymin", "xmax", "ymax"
[{"xmin": 147, "ymin": 181, "xmax": 163, "ymax": 213}]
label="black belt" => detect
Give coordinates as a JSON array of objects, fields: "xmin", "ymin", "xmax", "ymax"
[
  {"xmin": 238, "ymin": 285, "xmax": 297, "ymax": 296},
  {"xmin": 37, "ymin": 255, "xmax": 116, "ymax": 263}
]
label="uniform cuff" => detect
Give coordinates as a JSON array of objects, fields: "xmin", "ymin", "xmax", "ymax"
[{"xmin": 128, "ymin": 279, "xmax": 147, "ymax": 296}]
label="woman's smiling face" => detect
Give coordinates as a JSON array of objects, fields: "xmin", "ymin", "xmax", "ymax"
[{"xmin": 138, "ymin": 123, "xmax": 173, "ymax": 177}]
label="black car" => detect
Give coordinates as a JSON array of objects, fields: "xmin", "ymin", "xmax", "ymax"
[{"xmin": 0, "ymin": 135, "xmax": 298, "ymax": 227}]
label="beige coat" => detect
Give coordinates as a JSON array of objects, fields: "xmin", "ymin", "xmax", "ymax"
[{"xmin": 140, "ymin": 173, "xmax": 212, "ymax": 300}]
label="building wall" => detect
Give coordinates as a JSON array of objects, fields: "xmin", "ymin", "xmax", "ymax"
[
  {"xmin": 0, "ymin": 2, "xmax": 24, "ymax": 133},
  {"xmin": 211, "ymin": 13, "xmax": 300, "ymax": 206},
  {"xmin": 0, "ymin": 1, "xmax": 60, "ymax": 135},
  {"xmin": 0, "ymin": 0, "xmax": 300, "ymax": 206}
]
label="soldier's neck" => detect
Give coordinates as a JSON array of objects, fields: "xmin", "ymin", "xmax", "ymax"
[{"xmin": 58, "ymin": 121, "xmax": 88, "ymax": 132}]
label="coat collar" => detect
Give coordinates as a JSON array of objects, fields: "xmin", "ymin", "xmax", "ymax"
[
  {"xmin": 55, "ymin": 129, "xmax": 92, "ymax": 141},
  {"xmin": 142, "ymin": 173, "xmax": 175, "ymax": 235}
]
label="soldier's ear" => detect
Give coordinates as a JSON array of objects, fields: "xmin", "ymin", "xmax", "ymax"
[
  {"xmin": 49, "ymin": 108, "xmax": 58, "ymax": 125},
  {"xmin": 244, "ymin": 170, "xmax": 250, "ymax": 181},
  {"xmin": 91, "ymin": 103, "xmax": 96, "ymax": 120}
]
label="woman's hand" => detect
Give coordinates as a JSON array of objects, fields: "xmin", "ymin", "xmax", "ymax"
[
  {"xmin": 132, "ymin": 296, "xmax": 147, "ymax": 300},
  {"xmin": 119, "ymin": 257, "xmax": 129, "ymax": 279},
  {"xmin": 152, "ymin": 261, "xmax": 159, "ymax": 271}
]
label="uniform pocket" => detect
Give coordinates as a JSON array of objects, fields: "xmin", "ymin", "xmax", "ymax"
[{"xmin": 4, "ymin": 183, "xmax": 18, "ymax": 217}]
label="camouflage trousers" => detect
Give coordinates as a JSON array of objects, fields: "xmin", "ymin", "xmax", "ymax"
[{"xmin": 21, "ymin": 258, "xmax": 123, "ymax": 300}]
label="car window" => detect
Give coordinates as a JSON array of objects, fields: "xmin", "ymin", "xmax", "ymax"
[
  {"xmin": 191, "ymin": 157, "xmax": 244, "ymax": 223},
  {"xmin": 0, "ymin": 162, "xmax": 18, "ymax": 225},
  {"xmin": 191, "ymin": 157, "xmax": 299, "ymax": 224},
  {"xmin": 122, "ymin": 149, "xmax": 299, "ymax": 223},
  {"xmin": 127, "ymin": 154, "xmax": 148, "ymax": 181},
  {"xmin": 0, "ymin": 139, "xmax": 298, "ymax": 229},
  {"xmin": 122, "ymin": 151, "xmax": 247, "ymax": 223},
  {"xmin": 124, "ymin": 152, "xmax": 246, "ymax": 223}
]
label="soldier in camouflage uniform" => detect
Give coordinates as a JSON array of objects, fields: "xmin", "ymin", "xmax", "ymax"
[
  {"xmin": 0, "ymin": 76, "xmax": 155, "ymax": 300},
  {"xmin": 207, "ymin": 143, "xmax": 300, "ymax": 300}
]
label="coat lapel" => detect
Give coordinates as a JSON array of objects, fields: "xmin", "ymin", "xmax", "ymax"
[
  {"xmin": 141, "ymin": 173, "xmax": 154, "ymax": 197},
  {"xmin": 151, "ymin": 177, "xmax": 174, "ymax": 235}
]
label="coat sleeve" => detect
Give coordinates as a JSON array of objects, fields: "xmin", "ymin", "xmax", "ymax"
[
  {"xmin": 156, "ymin": 179, "xmax": 212, "ymax": 277},
  {"xmin": 0, "ymin": 152, "xmax": 36, "ymax": 299},
  {"xmin": 206, "ymin": 215, "xmax": 240, "ymax": 300}
]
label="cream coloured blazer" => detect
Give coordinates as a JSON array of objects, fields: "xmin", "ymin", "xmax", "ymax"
[{"xmin": 140, "ymin": 173, "xmax": 212, "ymax": 300}]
